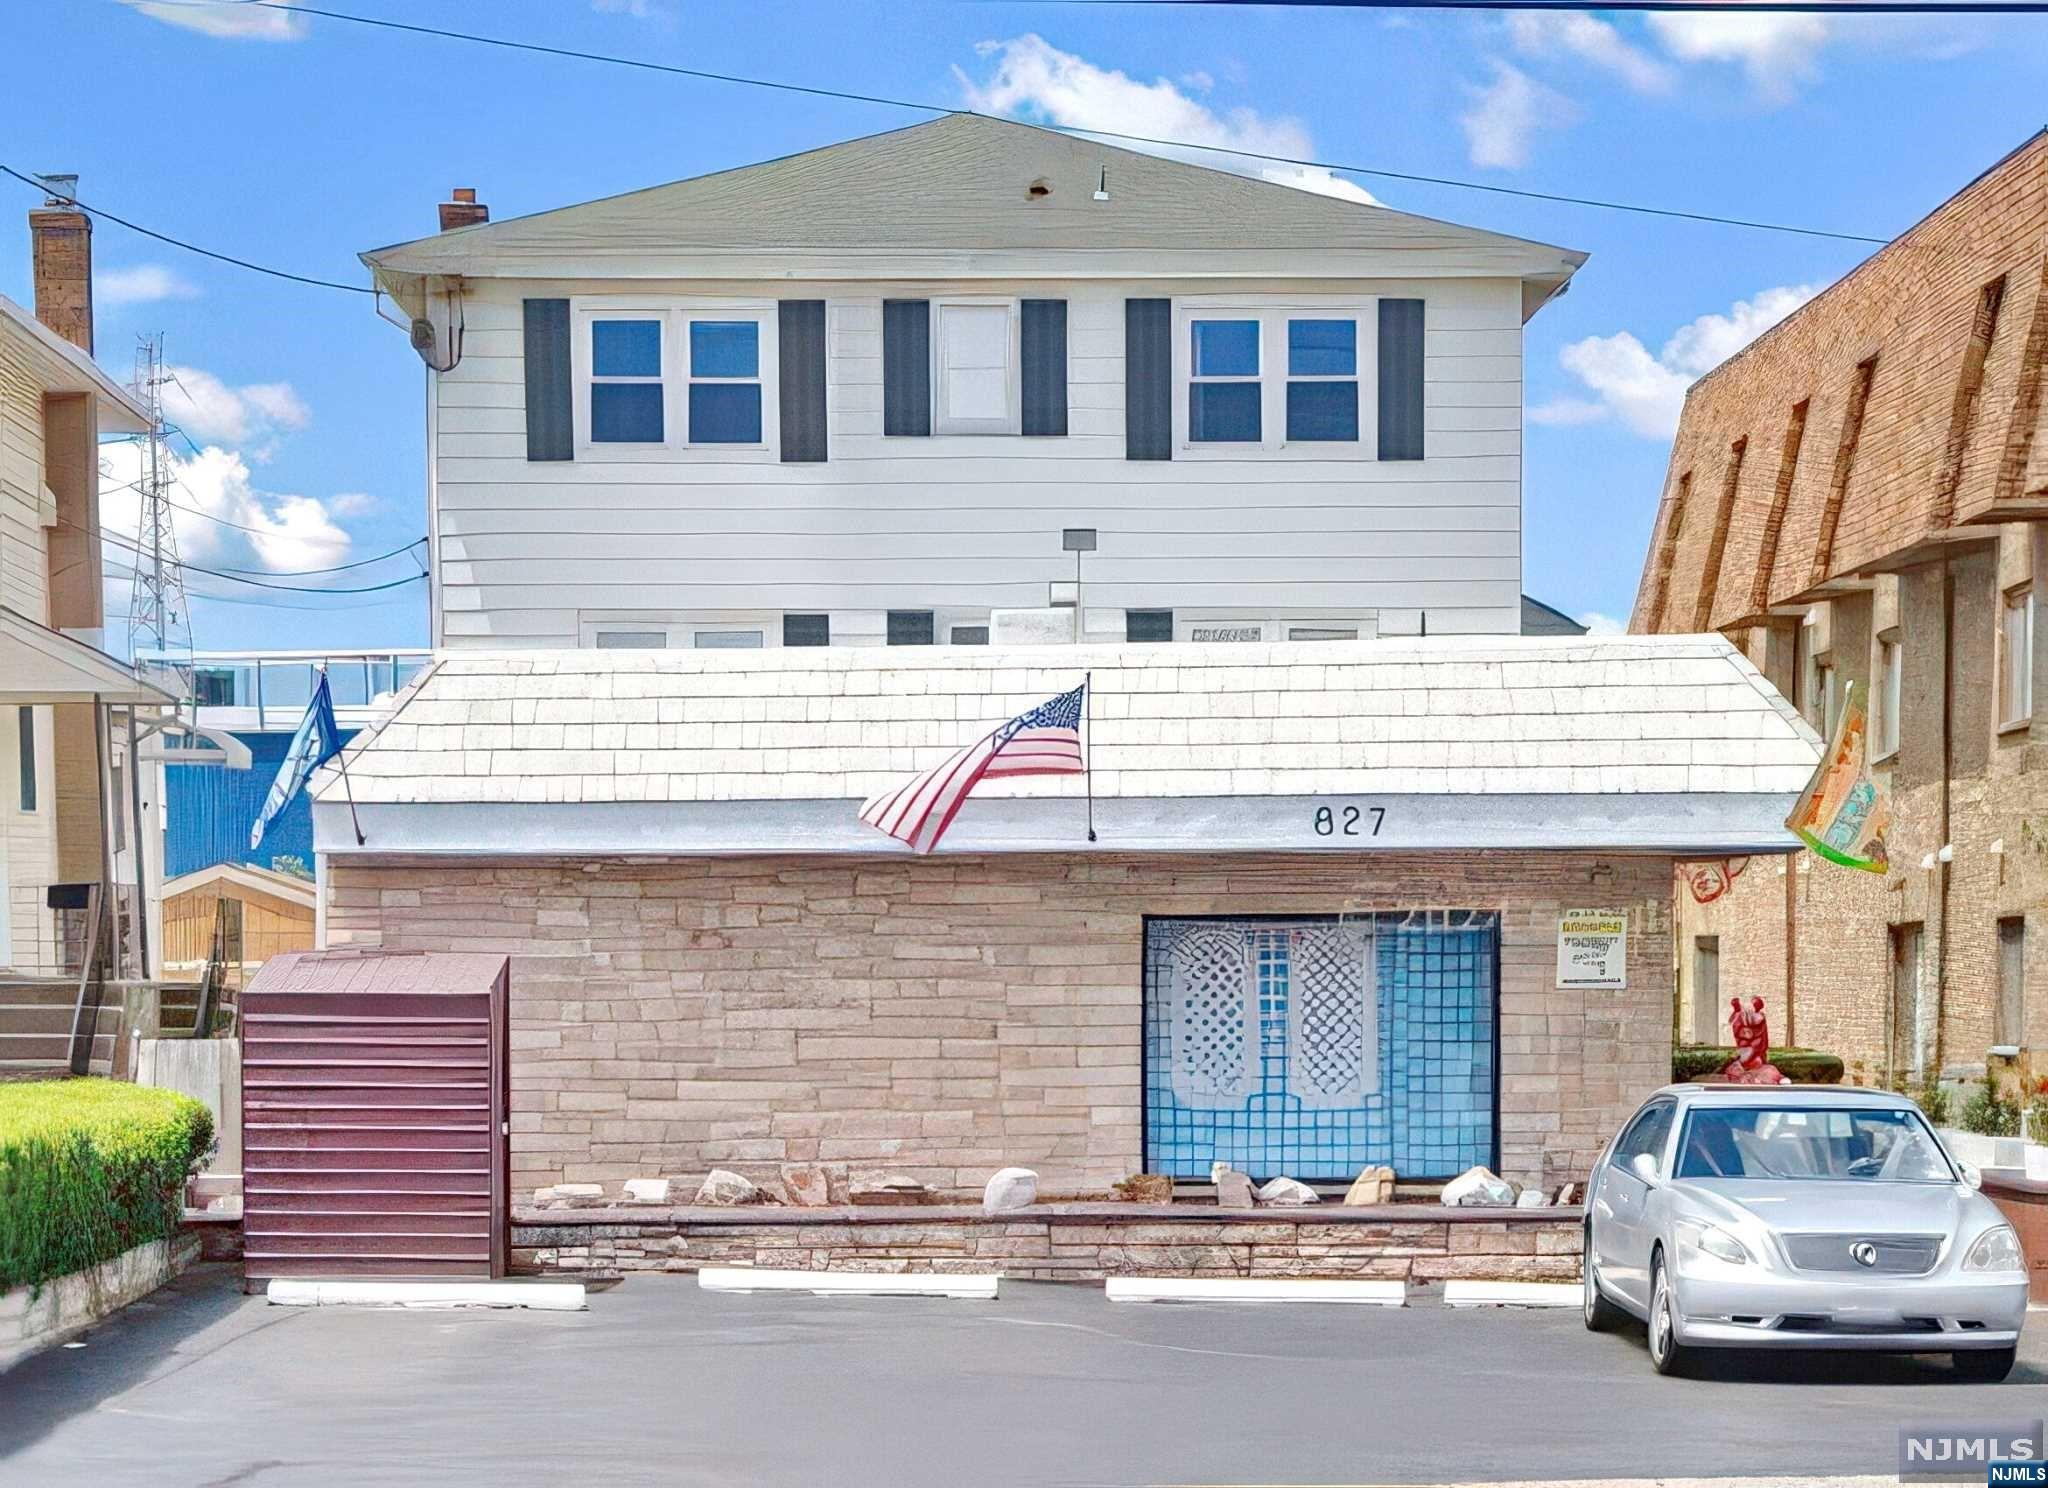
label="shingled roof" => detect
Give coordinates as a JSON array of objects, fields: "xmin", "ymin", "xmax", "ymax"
[{"xmin": 312, "ymin": 635, "xmax": 1817, "ymax": 858}]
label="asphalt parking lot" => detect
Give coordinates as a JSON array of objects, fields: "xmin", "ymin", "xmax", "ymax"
[{"xmin": 2, "ymin": 1264, "xmax": 2042, "ymax": 1488}]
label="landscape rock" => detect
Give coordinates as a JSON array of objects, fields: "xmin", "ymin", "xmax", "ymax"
[
  {"xmin": 622, "ymin": 1178, "xmax": 670, "ymax": 1205},
  {"xmin": 546, "ymin": 1183, "xmax": 606, "ymax": 1209},
  {"xmin": 1440, "ymin": 1165, "xmax": 1517, "ymax": 1207},
  {"xmin": 848, "ymin": 1171, "xmax": 932, "ymax": 1206},
  {"xmin": 1514, "ymin": 1188, "xmax": 1551, "ymax": 1208},
  {"xmin": 982, "ymin": 1167, "xmax": 1039, "ymax": 1214},
  {"xmin": 1342, "ymin": 1165, "xmax": 1396, "ymax": 1207},
  {"xmin": 1255, "ymin": 1176, "xmax": 1321, "ymax": 1207},
  {"xmin": 693, "ymin": 1169, "xmax": 759, "ymax": 1206},
  {"xmin": 1115, "ymin": 1173, "xmax": 1175, "ymax": 1204},
  {"xmin": 1552, "ymin": 1182, "xmax": 1579, "ymax": 1206},
  {"xmin": 779, "ymin": 1164, "xmax": 834, "ymax": 1207},
  {"xmin": 1211, "ymin": 1162, "xmax": 1256, "ymax": 1208}
]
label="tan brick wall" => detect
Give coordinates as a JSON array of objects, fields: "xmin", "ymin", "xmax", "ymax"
[{"xmin": 325, "ymin": 851, "xmax": 1675, "ymax": 1197}]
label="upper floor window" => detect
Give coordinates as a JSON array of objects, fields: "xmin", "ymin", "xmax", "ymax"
[
  {"xmin": 1126, "ymin": 609, "xmax": 1174, "ymax": 643},
  {"xmin": 576, "ymin": 302, "xmax": 776, "ymax": 454},
  {"xmin": 782, "ymin": 614, "xmax": 830, "ymax": 648},
  {"xmin": 2001, "ymin": 584, "xmax": 2034, "ymax": 728},
  {"xmin": 1875, "ymin": 631, "xmax": 1901, "ymax": 758},
  {"xmin": 887, "ymin": 611, "xmax": 935, "ymax": 646},
  {"xmin": 594, "ymin": 630, "xmax": 668, "ymax": 649},
  {"xmin": 1177, "ymin": 302, "xmax": 1372, "ymax": 454}
]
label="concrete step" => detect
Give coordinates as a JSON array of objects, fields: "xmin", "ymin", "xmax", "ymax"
[
  {"xmin": 0, "ymin": 1003, "xmax": 120, "ymax": 1034},
  {"xmin": 0, "ymin": 981, "xmax": 88, "ymax": 1007},
  {"xmin": 0, "ymin": 1031, "xmax": 114, "ymax": 1064}
]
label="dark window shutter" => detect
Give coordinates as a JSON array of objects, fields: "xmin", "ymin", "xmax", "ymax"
[
  {"xmin": 1125, "ymin": 298, "xmax": 1171, "ymax": 460},
  {"xmin": 1377, "ymin": 298, "xmax": 1425, "ymax": 462},
  {"xmin": 778, "ymin": 300, "xmax": 828, "ymax": 463},
  {"xmin": 782, "ymin": 613, "xmax": 830, "ymax": 647},
  {"xmin": 1020, "ymin": 299, "xmax": 1068, "ymax": 437},
  {"xmin": 882, "ymin": 300, "xmax": 931, "ymax": 437},
  {"xmin": 1125, "ymin": 609, "xmax": 1173, "ymax": 643},
  {"xmin": 523, "ymin": 298, "xmax": 573, "ymax": 461}
]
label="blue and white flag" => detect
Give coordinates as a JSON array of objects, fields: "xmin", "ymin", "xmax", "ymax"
[{"xmin": 250, "ymin": 670, "xmax": 343, "ymax": 851}]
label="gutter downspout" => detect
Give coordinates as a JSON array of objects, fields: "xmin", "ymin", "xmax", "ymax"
[{"xmin": 1934, "ymin": 557, "xmax": 1954, "ymax": 1076}]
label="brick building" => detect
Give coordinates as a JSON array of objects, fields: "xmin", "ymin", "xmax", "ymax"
[
  {"xmin": 1631, "ymin": 130, "xmax": 2048, "ymax": 1089},
  {"xmin": 312, "ymin": 638, "xmax": 1813, "ymax": 1199}
]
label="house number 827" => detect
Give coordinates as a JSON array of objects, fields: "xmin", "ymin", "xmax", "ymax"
[{"xmin": 1312, "ymin": 804, "xmax": 1385, "ymax": 838}]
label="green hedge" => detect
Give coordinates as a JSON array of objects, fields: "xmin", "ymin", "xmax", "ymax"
[
  {"xmin": 0, "ymin": 1079, "xmax": 214, "ymax": 1293},
  {"xmin": 1672, "ymin": 1046, "xmax": 1845, "ymax": 1085}
]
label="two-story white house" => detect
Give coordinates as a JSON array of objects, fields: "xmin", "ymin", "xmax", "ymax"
[{"xmin": 362, "ymin": 114, "xmax": 1584, "ymax": 651}]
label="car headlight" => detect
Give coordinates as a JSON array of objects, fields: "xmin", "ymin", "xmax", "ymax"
[
  {"xmin": 1676, "ymin": 1219, "xmax": 1751, "ymax": 1265},
  {"xmin": 1962, "ymin": 1224, "xmax": 2025, "ymax": 1273}
]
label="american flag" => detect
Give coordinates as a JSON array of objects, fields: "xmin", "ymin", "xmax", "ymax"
[{"xmin": 859, "ymin": 681, "xmax": 1088, "ymax": 854}]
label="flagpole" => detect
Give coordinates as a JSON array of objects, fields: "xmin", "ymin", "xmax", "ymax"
[{"xmin": 1084, "ymin": 671, "xmax": 1096, "ymax": 844}]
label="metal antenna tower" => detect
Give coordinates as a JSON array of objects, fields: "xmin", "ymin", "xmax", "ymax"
[{"xmin": 126, "ymin": 335, "xmax": 193, "ymax": 668}]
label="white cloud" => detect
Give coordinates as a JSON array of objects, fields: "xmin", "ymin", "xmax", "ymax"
[
  {"xmin": 98, "ymin": 264, "xmax": 200, "ymax": 307},
  {"xmin": 1460, "ymin": 61, "xmax": 1578, "ymax": 171},
  {"xmin": 1507, "ymin": 12, "xmax": 1674, "ymax": 93},
  {"xmin": 100, "ymin": 443, "xmax": 356, "ymax": 576},
  {"xmin": 162, "ymin": 365, "xmax": 309, "ymax": 448},
  {"xmin": 1575, "ymin": 611, "xmax": 1629, "ymax": 636},
  {"xmin": 958, "ymin": 35, "xmax": 1379, "ymax": 206},
  {"xmin": 592, "ymin": 0, "xmax": 665, "ymax": 16},
  {"xmin": 119, "ymin": 1, "xmax": 307, "ymax": 40},
  {"xmin": 1646, "ymin": 8, "xmax": 1830, "ymax": 103},
  {"xmin": 1547, "ymin": 283, "xmax": 1820, "ymax": 439}
]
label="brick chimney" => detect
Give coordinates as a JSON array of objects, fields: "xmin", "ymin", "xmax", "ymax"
[
  {"xmin": 439, "ymin": 187, "xmax": 488, "ymax": 233},
  {"xmin": 29, "ymin": 173, "xmax": 93, "ymax": 354}
]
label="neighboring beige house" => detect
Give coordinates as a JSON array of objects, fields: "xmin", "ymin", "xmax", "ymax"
[{"xmin": 0, "ymin": 179, "xmax": 167, "ymax": 984}]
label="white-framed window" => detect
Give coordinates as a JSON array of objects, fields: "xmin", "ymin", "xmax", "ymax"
[
  {"xmin": 692, "ymin": 628, "xmax": 763, "ymax": 649},
  {"xmin": 933, "ymin": 300, "xmax": 1017, "ymax": 435},
  {"xmin": 1173, "ymin": 299, "xmax": 1375, "ymax": 456},
  {"xmin": 2000, "ymin": 584, "xmax": 2034, "ymax": 728},
  {"xmin": 1876, "ymin": 631, "xmax": 1901, "ymax": 758},
  {"xmin": 573, "ymin": 300, "xmax": 778, "ymax": 456},
  {"xmin": 594, "ymin": 629, "xmax": 668, "ymax": 650}
]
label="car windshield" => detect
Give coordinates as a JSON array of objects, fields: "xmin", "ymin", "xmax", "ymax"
[{"xmin": 1674, "ymin": 1106, "xmax": 1956, "ymax": 1183}]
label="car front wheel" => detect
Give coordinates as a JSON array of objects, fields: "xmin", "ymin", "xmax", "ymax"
[
  {"xmin": 1583, "ymin": 1222, "xmax": 1624, "ymax": 1333},
  {"xmin": 1952, "ymin": 1347, "xmax": 2017, "ymax": 1383},
  {"xmin": 1646, "ymin": 1255, "xmax": 1694, "ymax": 1378}
]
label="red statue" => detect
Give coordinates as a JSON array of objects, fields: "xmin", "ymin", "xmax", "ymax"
[{"xmin": 1719, "ymin": 996, "xmax": 1786, "ymax": 1084}]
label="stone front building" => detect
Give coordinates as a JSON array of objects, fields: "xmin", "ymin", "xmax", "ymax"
[
  {"xmin": 313, "ymin": 639, "xmax": 1813, "ymax": 1200},
  {"xmin": 1632, "ymin": 130, "xmax": 2048, "ymax": 1088}
]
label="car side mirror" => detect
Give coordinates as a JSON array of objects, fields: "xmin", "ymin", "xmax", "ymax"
[
  {"xmin": 1629, "ymin": 1152, "xmax": 1661, "ymax": 1186},
  {"xmin": 1962, "ymin": 1164, "xmax": 1983, "ymax": 1191}
]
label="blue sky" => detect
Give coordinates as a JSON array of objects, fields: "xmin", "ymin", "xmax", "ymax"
[{"xmin": 7, "ymin": 0, "xmax": 2046, "ymax": 651}]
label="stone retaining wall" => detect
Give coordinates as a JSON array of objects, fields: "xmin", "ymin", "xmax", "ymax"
[
  {"xmin": 0, "ymin": 1234, "xmax": 199, "ymax": 1371},
  {"xmin": 512, "ymin": 1203, "xmax": 1585, "ymax": 1284}
]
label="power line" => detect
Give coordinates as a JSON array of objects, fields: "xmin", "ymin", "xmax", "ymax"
[
  {"xmin": 1064, "ymin": 0, "xmax": 2048, "ymax": 8},
  {"xmin": 206, "ymin": 538, "xmax": 427, "ymax": 578},
  {"xmin": 84, "ymin": 2, "xmax": 1894, "ymax": 248},
  {"xmin": 0, "ymin": 164, "xmax": 372, "ymax": 294},
  {"xmin": 76, "ymin": 509, "xmax": 429, "ymax": 593}
]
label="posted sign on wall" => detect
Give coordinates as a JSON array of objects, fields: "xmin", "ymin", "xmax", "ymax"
[{"xmin": 1557, "ymin": 909, "xmax": 1627, "ymax": 990}]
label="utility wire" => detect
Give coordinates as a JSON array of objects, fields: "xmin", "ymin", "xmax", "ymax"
[
  {"xmin": 80, "ymin": 511, "xmax": 429, "ymax": 593},
  {"xmin": 67, "ymin": 2, "xmax": 1895, "ymax": 250},
  {"xmin": 0, "ymin": 163, "xmax": 372, "ymax": 294},
  {"xmin": 1062, "ymin": 0, "xmax": 2048, "ymax": 9}
]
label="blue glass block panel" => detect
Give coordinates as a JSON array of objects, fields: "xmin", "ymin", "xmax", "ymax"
[
  {"xmin": 1143, "ymin": 914, "xmax": 1496, "ymax": 1181},
  {"xmin": 592, "ymin": 319, "xmax": 661, "ymax": 377},
  {"xmin": 1190, "ymin": 382, "xmax": 1261, "ymax": 443},
  {"xmin": 689, "ymin": 383, "xmax": 763, "ymax": 443},
  {"xmin": 1288, "ymin": 318, "xmax": 1356, "ymax": 375},
  {"xmin": 591, "ymin": 383, "xmax": 664, "ymax": 442},
  {"xmin": 1287, "ymin": 381, "xmax": 1359, "ymax": 442},
  {"xmin": 1192, "ymin": 319, "xmax": 1259, "ymax": 376},
  {"xmin": 690, "ymin": 320, "xmax": 758, "ymax": 378}
]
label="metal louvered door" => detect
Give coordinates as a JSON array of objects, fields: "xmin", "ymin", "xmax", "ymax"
[{"xmin": 241, "ymin": 951, "xmax": 509, "ymax": 1283}]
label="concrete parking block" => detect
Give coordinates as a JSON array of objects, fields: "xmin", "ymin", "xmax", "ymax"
[{"xmin": 266, "ymin": 1280, "xmax": 587, "ymax": 1311}]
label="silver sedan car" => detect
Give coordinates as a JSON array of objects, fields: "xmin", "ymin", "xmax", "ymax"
[{"xmin": 1583, "ymin": 1084, "xmax": 2029, "ymax": 1378}]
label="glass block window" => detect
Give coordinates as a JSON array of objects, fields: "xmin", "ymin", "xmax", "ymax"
[
  {"xmin": 1189, "ymin": 319, "xmax": 1261, "ymax": 443},
  {"xmin": 887, "ymin": 610, "xmax": 935, "ymax": 646},
  {"xmin": 782, "ymin": 613, "xmax": 830, "ymax": 648},
  {"xmin": 590, "ymin": 318, "xmax": 664, "ymax": 443},
  {"xmin": 1126, "ymin": 609, "xmax": 1173, "ymax": 643},
  {"xmin": 1285, "ymin": 318, "xmax": 1359, "ymax": 442},
  {"xmin": 1144, "ymin": 912, "xmax": 1496, "ymax": 1181},
  {"xmin": 687, "ymin": 320, "xmax": 762, "ymax": 444}
]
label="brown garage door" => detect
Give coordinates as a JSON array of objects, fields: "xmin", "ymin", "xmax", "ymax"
[{"xmin": 241, "ymin": 949, "xmax": 509, "ymax": 1282}]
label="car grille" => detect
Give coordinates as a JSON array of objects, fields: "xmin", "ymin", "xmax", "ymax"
[{"xmin": 1781, "ymin": 1233, "xmax": 1943, "ymax": 1275}]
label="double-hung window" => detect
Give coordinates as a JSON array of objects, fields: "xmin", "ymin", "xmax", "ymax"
[
  {"xmin": 589, "ymin": 319, "xmax": 665, "ymax": 443},
  {"xmin": 577, "ymin": 302, "xmax": 776, "ymax": 453},
  {"xmin": 2001, "ymin": 585, "xmax": 2034, "ymax": 728},
  {"xmin": 1179, "ymin": 302, "xmax": 1372, "ymax": 453},
  {"xmin": 934, "ymin": 302, "xmax": 1016, "ymax": 435}
]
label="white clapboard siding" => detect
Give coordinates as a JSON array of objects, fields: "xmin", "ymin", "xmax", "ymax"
[{"xmin": 431, "ymin": 276, "xmax": 1525, "ymax": 648}]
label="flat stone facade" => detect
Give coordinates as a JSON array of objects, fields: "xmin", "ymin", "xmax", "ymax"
[
  {"xmin": 326, "ymin": 850, "xmax": 1674, "ymax": 1199},
  {"xmin": 510, "ymin": 1202, "xmax": 1586, "ymax": 1284}
]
